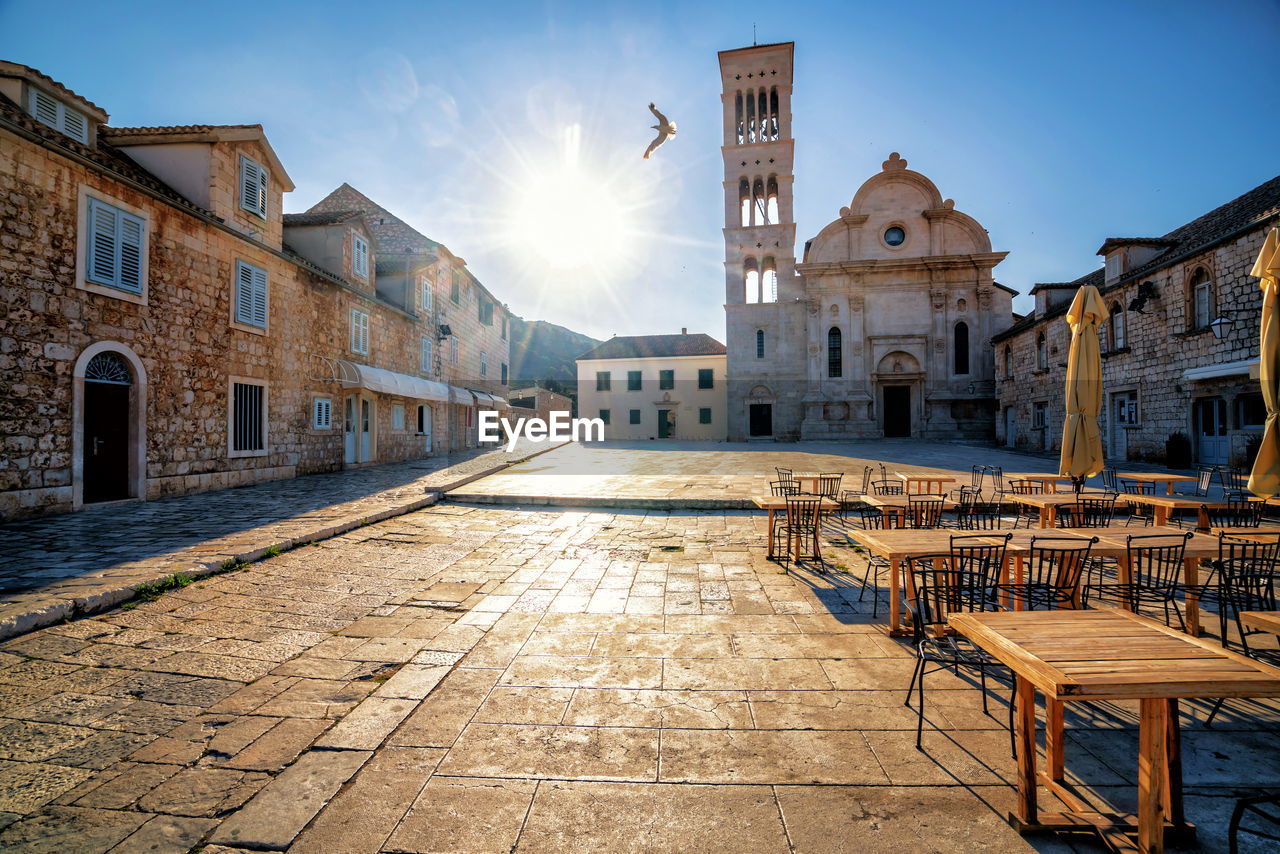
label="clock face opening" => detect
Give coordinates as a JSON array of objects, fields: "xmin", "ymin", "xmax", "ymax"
[{"xmin": 884, "ymin": 226, "xmax": 906, "ymax": 247}]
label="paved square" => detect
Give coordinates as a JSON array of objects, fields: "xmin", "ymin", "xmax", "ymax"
[{"xmin": 0, "ymin": 500, "xmax": 1275, "ymax": 852}]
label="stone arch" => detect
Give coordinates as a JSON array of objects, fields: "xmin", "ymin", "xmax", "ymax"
[
  {"xmin": 747, "ymin": 384, "xmax": 775, "ymax": 401},
  {"xmin": 72, "ymin": 341, "xmax": 148, "ymax": 510},
  {"xmin": 876, "ymin": 351, "xmax": 921, "ymax": 375}
]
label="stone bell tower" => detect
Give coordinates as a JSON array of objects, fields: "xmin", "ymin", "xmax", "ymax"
[{"xmin": 718, "ymin": 42, "xmax": 804, "ymax": 440}]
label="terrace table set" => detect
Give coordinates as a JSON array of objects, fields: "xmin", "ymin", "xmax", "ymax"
[
  {"xmin": 949, "ymin": 608, "xmax": 1280, "ymax": 854},
  {"xmin": 854, "ymin": 525, "xmax": 1223, "ymax": 636}
]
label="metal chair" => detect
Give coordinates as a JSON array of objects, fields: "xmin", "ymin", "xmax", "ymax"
[
  {"xmin": 838, "ymin": 467, "xmax": 874, "ymax": 521},
  {"xmin": 1007, "ymin": 479, "xmax": 1044, "ymax": 529},
  {"xmin": 1101, "ymin": 468, "xmax": 1119, "ymax": 493},
  {"xmin": 1176, "ymin": 469, "xmax": 1215, "ymax": 498},
  {"xmin": 954, "ymin": 488, "xmax": 1001, "ymax": 530},
  {"xmin": 908, "ymin": 494, "xmax": 946, "ymax": 529},
  {"xmin": 1088, "ymin": 532, "xmax": 1194, "ymax": 629},
  {"xmin": 1001, "ymin": 536, "xmax": 1097, "ymax": 611},
  {"xmin": 815, "ymin": 473, "xmax": 843, "ymax": 500},
  {"xmin": 1055, "ymin": 495, "xmax": 1117, "ymax": 528},
  {"xmin": 871, "ymin": 479, "xmax": 904, "ymax": 496},
  {"xmin": 767, "ymin": 480, "xmax": 801, "ymax": 557},
  {"xmin": 985, "ymin": 465, "xmax": 1005, "ymax": 497},
  {"xmin": 1203, "ymin": 532, "xmax": 1280, "ymax": 726},
  {"xmin": 903, "ymin": 549, "xmax": 1010, "ymax": 749},
  {"xmin": 775, "ymin": 466, "xmax": 795, "ymax": 485},
  {"xmin": 1203, "ymin": 495, "xmax": 1264, "ymax": 529},
  {"xmin": 1119, "ymin": 479, "xmax": 1155, "ymax": 526},
  {"xmin": 1227, "ymin": 792, "xmax": 1280, "ymax": 853},
  {"xmin": 853, "ymin": 506, "xmax": 901, "ymax": 616},
  {"xmin": 769, "ymin": 479, "xmax": 799, "ymax": 497},
  {"xmin": 778, "ymin": 494, "xmax": 823, "ymax": 567}
]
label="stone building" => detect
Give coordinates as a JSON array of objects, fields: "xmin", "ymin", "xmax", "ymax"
[
  {"xmin": 0, "ymin": 61, "xmax": 509, "ymax": 520},
  {"xmin": 993, "ymin": 176, "xmax": 1280, "ymax": 467},
  {"xmin": 576, "ymin": 332, "xmax": 727, "ymax": 441},
  {"xmin": 508, "ymin": 385, "xmax": 574, "ymax": 423},
  {"xmin": 718, "ymin": 43, "xmax": 1014, "ymax": 441}
]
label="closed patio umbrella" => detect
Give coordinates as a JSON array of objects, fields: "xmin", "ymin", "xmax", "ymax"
[
  {"xmin": 1248, "ymin": 227, "xmax": 1280, "ymax": 497},
  {"xmin": 1059, "ymin": 285, "xmax": 1109, "ymax": 491}
]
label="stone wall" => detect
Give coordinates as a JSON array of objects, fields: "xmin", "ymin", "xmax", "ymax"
[{"xmin": 994, "ymin": 226, "xmax": 1271, "ymax": 467}]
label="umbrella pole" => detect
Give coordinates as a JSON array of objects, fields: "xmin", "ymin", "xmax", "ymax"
[{"xmin": 1073, "ymin": 476, "xmax": 1084, "ymax": 495}]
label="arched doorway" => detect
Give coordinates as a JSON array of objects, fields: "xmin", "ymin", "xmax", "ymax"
[
  {"xmin": 73, "ymin": 343, "xmax": 147, "ymax": 508},
  {"xmin": 873, "ymin": 351, "xmax": 923, "ymax": 438}
]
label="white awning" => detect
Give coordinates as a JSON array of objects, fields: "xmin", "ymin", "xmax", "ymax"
[
  {"xmin": 339, "ymin": 362, "xmax": 450, "ymax": 402},
  {"xmin": 490, "ymin": 395, "xmax": 509, "ymax": 409},
  {"xmin": 450, "ymin": 386, "xmax": 474, "ymax": 405},
  {"xmin": 470, "ymin": 391, "xmax": 496, "ymax": 407},
  {"xmin": 1182, "ymin": 359, "xmax": 1259, "ymax": 382}
]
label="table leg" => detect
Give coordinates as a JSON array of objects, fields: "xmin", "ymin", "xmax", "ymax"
[
  {"xmin": 889, "ymin": 556, "xmax": 901, "ymax": 634},
  {"xmin": 1039, "ymin": 507, "xmax": 1049, "ymax": 528},
  {"xmin": 1183, "ymin": 558, "xmax": 1201, "ymax": 636},
  {"xmin": 1045, "ymin": 697, "xmax": 1065, "ymax": 782},
  {"xmin": 765, "ymin": 509, "xmax": 775, "ymax": 560},
  {"xmin": 1196, "ymin": 506, "xmax": 1209, "ymax": 533},
  {"xmin": 1163, "ymin": 699, "xmax": 1187, "ymax": 835},
  {"xmin": 1165, "ymin": 482, "xmax": 1175, "ymax": 496},
  {"xmin": 1118, "ymin": 555, "xmax": 1135, "ymax": 612},
  {"xmin": 1012, "ymin": 555, "xmax": 1024, "ymax": 611},
  {"xmin": 1155, "ymin": 506, "xmax": 1169, "ymax": 527},
  {"xmin": 1013, "ymin": 676, "xmax": 1038, "ymax": 826},
  {"xmin": 1138, "ymin": 698, "xmax": 1169, "ymax": 854}
]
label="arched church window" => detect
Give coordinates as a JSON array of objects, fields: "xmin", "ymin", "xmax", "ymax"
[
  {"xmin": 1110, "ymin": 303, "xmax": 1126, "ymax": 349},
  {"xmin": 761, "ymin": 257, "xmax": 777, "ymax": 303},
  {"xmin": 769, "ymin": 88, "xmax": 779, "ymax": 140},
  {"xmin": 953, "ymin": 322, "xmax": 970, "ymax": 375},
  {"xmin": 827, "ymin": 327, "xmax": 842, "ymax": 378},
  {"xmin": 757, "ymin": 90, "xmax": 768, "ymax": 140},
  {"xmin": 734, "ymin": 92, "xmax": 744, "ymax": 144},
  {"xmin": 744, "ymin": 258, "xmax": 760, "ymax": 304},
  {"xmin": 739, "ymin": 178, "xmax": 751, "ymax": 227},
  {"xmin": 745, "ymin": 89, "xmax": 756, "ymax": 143},
  {"xmin": 766, "ymin": 177, "xmax": 779, "ymax": 224},
  {"xmin": 756, "ymin": 329, "xmax": 765, "ymax": 359},
  {"xmin": 1036, "ymin": 332, "xmax": 1047, "ymax": 370},
  {"xmin": 752, "ymin": 178, "xmax": 766, "ymax": 225}
]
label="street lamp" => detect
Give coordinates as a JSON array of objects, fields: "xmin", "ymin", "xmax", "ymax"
[{"xmin": 1209, "ymin": 310, "xmax": 1245, "ymax": 340}]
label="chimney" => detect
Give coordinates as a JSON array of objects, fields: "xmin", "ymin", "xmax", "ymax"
[{"xmin": 681, "ymin": 328, "xmax": 687, "ymax": 335}]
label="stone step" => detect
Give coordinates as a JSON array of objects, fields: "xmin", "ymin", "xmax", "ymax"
[{"xmin": 444, "ymin": 493, "xmax": 756, "ymax": 511}]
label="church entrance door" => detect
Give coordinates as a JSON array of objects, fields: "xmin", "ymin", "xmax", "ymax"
[
  {"xmin": 658, "ymin": 409, "xmax": 673, "ymax": 439},
  {"xmin": 883, "ymin": 386, "xmax": 911, "ymax": 438},
  {"xmin": 748, "ymin": 404, "xmax": 772, "ymax": 437}
]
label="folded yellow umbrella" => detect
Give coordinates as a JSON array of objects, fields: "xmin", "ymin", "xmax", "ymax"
[
  {"xmin": 1248, "ymin": 227, "xmax": 1280, "ymax": 497},
  {"xmin": 1059, "ymin": 285, "xmax": 1109, "ymax": 483}
]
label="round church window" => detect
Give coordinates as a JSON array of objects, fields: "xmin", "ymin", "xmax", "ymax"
[{"xmin": 883, "ymin": 226, "xmax": 905, "ymax": 247}]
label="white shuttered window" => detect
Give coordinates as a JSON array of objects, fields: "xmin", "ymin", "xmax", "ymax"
[
  {"xmin": 420, "ymin": 337, "xmax": 433, "ymax": 373},
  {"xmin": 239, "ymin": 155, "xmax": 269, "ymax": 218},
  {"xmin": 420, "ymin": 274, "xmax": 433, "ymax": 313},
  {"xmin": 392, "ymin": 404, "xmax": 405, "ymax": 430},
  {"xmin": 234, "ymin": 260, "xmax": 268, "ymax": 328},
  {"xmin": 350, "ymin": 309, "xmax": 370, "ymax": 354},
  {"xmin": 30, "ymin": 88, "xmax": 88, "ymax": 142},
  {"xmin": 86, "ymin": 198, "xmax": 145, "ymax": 294},
  {"xmin": 312, "ymin": 397, "xmax": 332, "ymax": 429},
  {"xmin": 353, "ymin": 234, "xmax": 369, "ymax": 277}
]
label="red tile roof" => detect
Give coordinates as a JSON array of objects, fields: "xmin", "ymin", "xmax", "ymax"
[{"xmin": 578, "ymin": 333, "xmax": 726, "ymax": 361}]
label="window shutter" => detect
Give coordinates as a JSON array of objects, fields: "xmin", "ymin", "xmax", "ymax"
[
  {"xmin": 313, "ymin": 398, "xmax": 331, "ymax": 429},
  {"xmin": 252, "ymin": 265, "xmax": 268, "ymax": 327},
  {"xmin": 30, "ymin": 89, "xmax": 59, "ymax": 127},
  {"xmin": 240, "ymin": 157, "xmax": 267, "ymax": 217},
  {"xmin": 61, "ymin": 107, "xmax": 88, "ymax": 142},
  {"xmin": 117, "ymin": 212, "xmax": 144, "ymax": 292},
  {"xmin": 87, "ymin": 199, "xmax": 118, "ymax": 288}
]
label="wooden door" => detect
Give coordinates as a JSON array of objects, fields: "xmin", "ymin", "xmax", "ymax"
[
  {"xmin": 1194, "ymin": 398, "xmax": 1228, "ymax": 465},
  {"xmin": 748, "ymin": 403, "xmax": 772, "ymax": 437},
  {"xmin": 83, "ymin": 381, "xmax": 130, "ymax": 503},
  {"xmin": 883, "ymin": 386, "xmax": 911, "ymax": 437}
]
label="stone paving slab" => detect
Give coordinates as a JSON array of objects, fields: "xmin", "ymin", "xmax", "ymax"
[
  {"xmin": 0, "ymin": 502, "xmax": 1275, "ymax": 852},
  {"xmin": 0, "ymin": 440, "xmax": 565, "ymax": 640}
]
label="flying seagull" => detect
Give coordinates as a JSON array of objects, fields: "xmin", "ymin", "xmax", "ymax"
[{"xmin": 643, "ymin": 102, "xmax": 676, "ymax": 160}]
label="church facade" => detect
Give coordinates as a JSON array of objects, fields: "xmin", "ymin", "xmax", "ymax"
[{"xmin": 719, "ymin": 43, "xmax": 1016, "ymax": 442}]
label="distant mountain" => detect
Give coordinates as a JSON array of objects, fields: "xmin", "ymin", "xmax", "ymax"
[{"xmin": 508, "ymin": 317, "xmax": 600, "ymax": 387}]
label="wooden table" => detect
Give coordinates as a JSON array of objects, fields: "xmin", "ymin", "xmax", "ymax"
[
  {"xmin": 1121, "ymin": 493, "xmax": 1262, "ymax": 529},
  {"xmin": 852, "ymin": 527, "xmax": 977, "ymax": 635},
  {"xmin": 949, "ymin": 608, "xmax": 1280, "ymax": 854},
  {"xmin": 1004, "ymin": 472, "xmax": 1076, "ymax": 493},
  {"xmin": 1006, "ymin": 491, "xmax": 1113, "ymax": 528},
  {"xmin": 751, "ymin": 495, "xmax": 838, "ymax": 560},
  {"xmin": 1241, "ymin": 611, "xmax": 1280, "ymax": 635},
  {"xmin": 1116, "ymin": 472, "xmax": 1200, "ymax": 496},
  {"xmin": 895, "ymin": 471, "xmax": 957, "ymax": 494},
  {"xmin": 793, "ymin": 474, "xmax": 845, "ymax": 495}
]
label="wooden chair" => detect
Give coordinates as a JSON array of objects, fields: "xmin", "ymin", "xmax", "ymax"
[
  {"xmin": 904, "ymin": 549, "xmax": 1010, "ymax": 749},
  {"xmin": 1001, "ymin": 536, "xmax": 1097, "ymax": 611}
]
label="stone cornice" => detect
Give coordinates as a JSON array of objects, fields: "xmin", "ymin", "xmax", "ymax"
[{"xmin": 796, "ymin": 251, "xmax": 1008, "ymax": 276}]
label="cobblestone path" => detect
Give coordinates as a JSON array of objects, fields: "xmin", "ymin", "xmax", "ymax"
[{"xmin": 0, "ymin": 505, "xmax": 1274, "ymax": 852}]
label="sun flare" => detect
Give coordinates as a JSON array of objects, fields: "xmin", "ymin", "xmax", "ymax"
[{"xmin": 507, "ymin": 124, "xmax": 637, "ymax": 272}]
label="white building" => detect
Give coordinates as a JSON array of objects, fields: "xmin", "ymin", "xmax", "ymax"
[{"xmin": 576, "ymin": 332, "xmax": 727, "ymax": 440}]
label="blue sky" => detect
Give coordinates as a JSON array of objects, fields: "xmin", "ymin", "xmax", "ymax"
[{"xmin": 3, "ymin": 0, "xmax": 1277, "ymax": 342}]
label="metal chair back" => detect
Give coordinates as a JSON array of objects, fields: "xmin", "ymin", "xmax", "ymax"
[
  {"xmin": 950, "ymin": 532, "xmax": 1011, "ymax": 588},
  {"xmin": 1021, "ymin": 536, "xmax": 1098, "ymax": 608},
  {"xmin": 775, "ymin": 467, "xmax": 794, "ymax": 484},
  {"xmin": 1008, "ymin": 479, "xmax": 1044, "ymax": 495},
  {"xmin": 968, "ymin": 465, "xmax": 985, "ymax": 491},
  {"xmin": 871, "ymin": 479, "xmax": 904, "ymax": 496},
  {"xmin": 816, "ymin": 473, "xmax": 843, "ymax": 499},
  {"xmin": 1204, "ymin": 495, "xmax": 1264, "ymax": 528},
  {"xmin": 1126, "ymin": 532, "xmax": 1194, "ymax": 590},
  {"xmin": 904, "ymin": 552, "xmax": 997, "ymax": 639},
  {"xmin": 1187, "ymin": 468, "xmax": 1213, "ymax": 497},
  {"xmin": 856, "ymin": 505, "xmax": 902, "ymax": 530},
  {"xmin": 985, "ymin": 466, "xmax": 1005, "ymax": 496},
  {"xmin": 909, "ymin": 494, "xmax": 946, "ymax": 529},
  {"xmin": 784, "ymin": 494, "xmax": 822, "ymax": 532},
  {"xmin": 859, "ymin": 465, "xmax": 874, "ymax": 495},
  {"xmin": 1101, "ymin": 468, "xmax": 1119, "ymax": 492},
  {"xmin": 770, "ymin": 480, "xmax": 800, "ymax": 498},
  {"xmin": 1121, "ymin": 479, "xmax": 1154, "ymax": 495},
  {"xmin": 1058, "ymin": 495, "xmax": 1117, "ymax": 528},
  {"xmin": 1216, "ymin": 532, "xmax": 1280, "ymax": 655}
]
